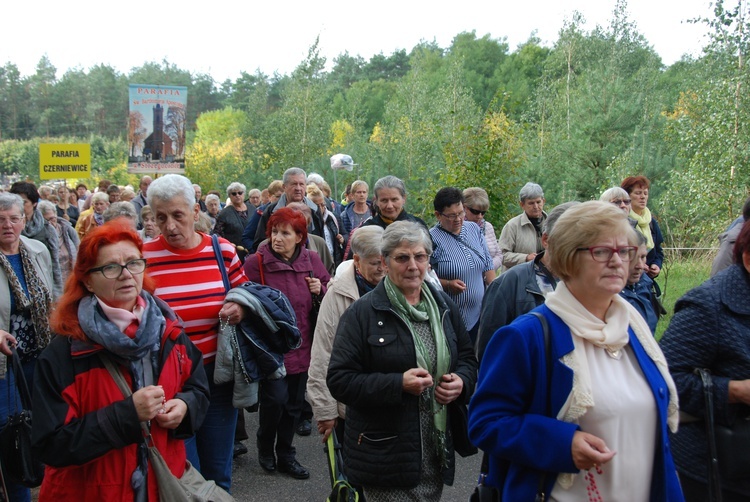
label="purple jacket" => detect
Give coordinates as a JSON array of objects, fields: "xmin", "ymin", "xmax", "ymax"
[{"xmin": 243, "ymin": 243, "xmax": 331, "ymax": 374}]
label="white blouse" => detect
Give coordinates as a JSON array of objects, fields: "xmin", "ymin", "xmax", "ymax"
[{"xmin": 550, "ymin": 343, "xmax": 657, "ymax": 502}]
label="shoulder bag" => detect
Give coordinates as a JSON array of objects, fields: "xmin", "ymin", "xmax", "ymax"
[
  {"xmin": 0, "ymin": 347, "xmax": 44, "ymax": 487},
  {"xmin": 99, "ymin": 354, "xmax": 234, "ymax": 502},
  {"xmin": 470, "ymin": 311, "xmax": 552, "ymax": 502}
]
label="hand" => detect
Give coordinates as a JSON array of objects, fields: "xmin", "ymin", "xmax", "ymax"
[
  {"xmin": 132, "ymin": 385, "xmax": 167, "ymax": 422},
  {"xmin": 336, "ymin": 234, "xmax": 344, "ymax": 245},
  {"xmin": 526, "ymin": 253, "xmax": 537, "ymax": 262},
  {"xmin": 219, "ymin": 301, "xmax": 245, "ymax": 325},
  {"xmin": 0, "ymin": 330, "xmax": 17, "ymax": 356},
  {"xmin": 153, "ymin": 399, "xmax": 188, "ymax": 429},
  {"xmin": 317, "ymin": 419, "xmax": 337, "ymax": 442},
  {"xmin": 728, "ymin": 379, "xmax": 750, "ymax": 405},
  {"xmin": 402, "ymin": 368, "xmax": 434, "ymax": 396},
  {"xmin": 647, "ymin": 264, "xmax": 661, "ymax": 278},
  {"xmin": 305, "ymin": 276, "xmax": 322, "ymax": 295},
  {"xmin": 434, "ymin": 373, "xmax": 464, "ymax": 405},
  {"xmin": 445, "ymin": 279, "xmax": 467, "ymax": 294},
  {"xmin": 571, "ymin": 431, "xmax": 616, "ymax": 471}
]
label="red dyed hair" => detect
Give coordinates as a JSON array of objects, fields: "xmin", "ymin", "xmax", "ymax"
[
  {"xmin": 51, "ymin": 220, "xmax": 155, "ymax": 341},
  {"xmin": 734, "ymin": 220, "xmax": 750, "ymax": 265},
  {"xmin": 621, "ymin": 175, "xmax": 651, "ymax": 194},
  {"xmin": 266, "ymin": 206, "xmax": 308, "ymax": 244}
]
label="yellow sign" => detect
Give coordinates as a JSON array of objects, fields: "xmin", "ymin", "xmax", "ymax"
[{"xmin": 39, "ymin": 144, "xmax": 91, "ymax": 179}]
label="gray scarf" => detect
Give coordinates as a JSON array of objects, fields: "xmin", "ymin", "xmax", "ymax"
[{"xmin": 23, "ymin": 209, "xmax": 63, "ymax": 298}]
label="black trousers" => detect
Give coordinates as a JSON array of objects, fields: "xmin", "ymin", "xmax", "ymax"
[
  {"xmin": 257, "ymin": 372, "xmax": 307, "ymax": 462},
  {"xmin": 680, "ymin": 474, "xmax": 749, "ymax": 502}
]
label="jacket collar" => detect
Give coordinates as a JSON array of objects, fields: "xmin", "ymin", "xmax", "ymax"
[
  {"xmin": 370, "ymin": 279, "xmax": 449, "ymax": 313},
  {"xmin": 720, "ymin": 264, "xmax": 750, "ymax": 315}
]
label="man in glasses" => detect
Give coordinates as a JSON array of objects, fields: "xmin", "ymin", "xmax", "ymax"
[
  {"xmin": 477, "ymin": 202, "xmax": 578, "ymax": 361},
  {"xmin": 252, "ymin": 168, "xmax": 325, "ymax": 253},
  {"xmin": 193, "ymin": 183, "xmax": 207, "ymax": 212},
  {"xmin": 498, "ymin": 182, "xmax": 547, "ymax": 272}
]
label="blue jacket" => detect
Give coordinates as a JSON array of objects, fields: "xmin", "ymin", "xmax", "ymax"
[
  {"xmin": 469, "ymin": 305, "xmax": 683, "ymax": 501},
  {"xmin": 620, "ymin": 274, "xmax": 658, "ymax": 334}
]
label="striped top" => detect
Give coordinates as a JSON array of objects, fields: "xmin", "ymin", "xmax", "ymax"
[
  {"xmin": 430, "ymin": 221, "xmax": 493, "ymax": 330},
  {"xmin": 143, "ymin": 233, "xmax": 247, "ymax": 363}
]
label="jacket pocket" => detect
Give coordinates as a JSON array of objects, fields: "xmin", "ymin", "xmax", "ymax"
[{"xmin": 357, "ymin": 431, "xmax": 398, "ymax": 448}]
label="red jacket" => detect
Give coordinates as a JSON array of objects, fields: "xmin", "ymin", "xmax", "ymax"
[
  {"xmin": 243, "ymin": 243, "xmax": 330, "ymax": 374},
  {"xmin": 32, "ymin": 297, "xmax": 209, "ymax": 501}
]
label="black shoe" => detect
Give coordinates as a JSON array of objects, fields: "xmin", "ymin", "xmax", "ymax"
[
  {"xmin": 258, "ymin": 451, "xmax": 276, "ymax": 473},
  {"xmin": 295, "ymin": 419, "xmax": 312, "ymax": 436},
  {"xmin": 233, "ymin": 441, "xmax": 248, "ymax": 458},
  {"xmin": 278, "ymin": 458, "xmax": 310, "ymax": 480}
]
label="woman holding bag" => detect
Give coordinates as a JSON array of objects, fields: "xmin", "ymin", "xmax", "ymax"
[{"xmin": 31, "ymin": 221, "xmax": 210, "ymax": 500}]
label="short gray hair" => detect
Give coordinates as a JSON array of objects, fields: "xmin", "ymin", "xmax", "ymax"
[
  {"xmin": 373, "ymin": 175, "xmax": 406, "ymax": 199},
  {"xmin": 519, "ymin": 182, "xmax": 544, "ymax": 202},
  {"xmin": 0, "ymin": 192, "xmax": 24, "ymax": 214},
  {"xmin": 91, "ymin": 191, "xmax": 110, "ymax": 204},
  {"xmin": 283, "ymin": 167, "xmax": 307, "ymax": 184},
  {"xmin": 382, "ymin": 221, "xmax": 432, "ymax": 257},
  {"xmin": 351, "ymin": 226, "xmax": 384, "ymax": 258},
  {"xmin": 248, "ymin": 189, "xmax": 261, "ymax": 198},
  {"xmin": 37, "ymin": 199, "xmax": 57, "ymax": 216},
  {"xmin": 103, "ymin": 201, "xmax": 138, "ymax": 223},
  {"xmin": 543, "ymin": 201, "xmax": 580, "ymax": 234},
  {"xmin": 227, "ymin": 182, "xmax": 246, "ymax": 195},
  {"xmin": 205, "ymin": 193, "xmax": 221, "ymax": 205},
  {"xmin": 148, "ymin": 174, "xmax": 195, "ymax": 207},
  {"xmin": 599, "ymin": 187, "xmax": 629, "ymax": 202},
  {"xmin": 462, "ymin": 187, "xmax": 489, "ymax": 211}
]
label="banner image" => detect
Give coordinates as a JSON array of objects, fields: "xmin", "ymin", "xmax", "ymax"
[{"xmin": 128, "ymin": 84, "xmax": 187, "ymax": 174}]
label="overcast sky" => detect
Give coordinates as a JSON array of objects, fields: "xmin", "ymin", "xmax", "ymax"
[{"xmin": 3, "ymin": 0, "xmax": 715, "ymax": 83}]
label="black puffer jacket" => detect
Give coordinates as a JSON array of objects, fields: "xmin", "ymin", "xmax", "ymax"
[{"xmin": 327, "ymin": 280, "xmax": 477, "ymax": 488}]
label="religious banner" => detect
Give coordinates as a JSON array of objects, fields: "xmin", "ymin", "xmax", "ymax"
[{"xmin": 127, "ymin": 84, "xmax": 187, "ymax": 174}]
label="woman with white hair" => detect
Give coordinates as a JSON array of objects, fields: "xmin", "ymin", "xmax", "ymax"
[
  {"xmin": 214, "ymin": 181, "xmax": 249, "ymax": 261},
  {"xmin": 307, "ymin": 225, "xmax": 385, "ymax": 443},
  {"xmin": 38, "ymin": 200, "xmax": 79, "ymax": 284},
  {"xmin": 77, "ymin": 191, "xmax": 109, "ymax": 240},
  {"xmin": 142, "ymin": 174, "xmax": 248, "ymax": 491},
  {"xmin": 600, "ymin": 187, "xmax": 637, "ymax": 227}
]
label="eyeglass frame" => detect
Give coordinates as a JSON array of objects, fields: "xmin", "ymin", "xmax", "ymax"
[
  {"xmin": 387, "ymin": 253, "xmax": 431, "ymax": 264},
  {"xmin": 576, "ymin": 246, "xmax": 637, "ymax": 263},
  {"xmin": 87, "ymin": 258, "xmax": 148, "ymax": 279},
  {"xmin": 610, "ymin": 199, "xmax": 632, "ymax": 206},
  {"xmin": 0, "ymin": 215, "xmax": 25, "ymax": 225},
  {"xmin": 438, "ymin": 210, "xmax": 466, "ymax": 221},
  {"xmin": 230, "ymin": 191, "xmax": 245, "ymax": 196},
  {"xmin": 465, "ymin": 207, "xmax": 487, "ymax": 216}
]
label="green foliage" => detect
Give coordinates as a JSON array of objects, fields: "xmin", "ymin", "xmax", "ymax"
[{"xmin": 654, "ymin": 254, "xmax": 712, "ymax": 340}]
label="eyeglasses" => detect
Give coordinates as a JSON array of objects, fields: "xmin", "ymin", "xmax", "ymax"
[
  {"xmin": 389, "ymin": 253, "xmax": 430, "ymax": 264},
  {"xmin": 611, "ymin": 199, "xmax": 631, "ymax": 206},
  {"xmin": 0, "ymin": 216, "xmax": 24, "ymax": 225},
  {"xmin": 466, "ymin": 207, "xmax": 487, "ymax": 216},
  {"xmin": 577, "ymin": 246, "xmax": 637, "ymax": 262},
  {"xmin": 439, "ymin": 211, "xmax": 465, "ymax": 221},
  {"xmin": 230, "ymin": 191, "xmax": 244, "ymax": 196},
  {"xmin": 88, "ymin": 259, "xmax": 147, "ymax": 279}
]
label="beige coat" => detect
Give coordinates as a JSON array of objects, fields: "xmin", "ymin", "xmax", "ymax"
[
  {"xmin": 498, "ymin": 210, "xmax": 547, "ymax": 271},
  {"xmin": 307, "ymin": 260, "xmax": 359, "ymax": 422},
  {"xmin": 0, "ymin": 236, "xmax": 53, "ymax": 378}
]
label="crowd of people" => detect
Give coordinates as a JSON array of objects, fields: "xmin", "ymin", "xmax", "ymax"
[{"xmin": 0, "ymin": 168, "xmax": 747, "ymax": 501}]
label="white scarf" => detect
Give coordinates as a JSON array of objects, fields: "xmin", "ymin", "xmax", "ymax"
[{"xmin": 544, "ymin": 282, "xmax": 679, "ymax": 487}]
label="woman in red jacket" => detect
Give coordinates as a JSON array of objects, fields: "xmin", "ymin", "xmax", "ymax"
[
  {"xmin": 32, "ymin": 221, "xmax": 209, "ymax": 501},
  {"xmin": 243, "ymin": 207, "xmax": 331, "ymax": 480}
]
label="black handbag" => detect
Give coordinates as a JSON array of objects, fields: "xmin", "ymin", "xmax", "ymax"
[
  {"xmin": 0, "ymin": 347, "xmax": 44, "ymax": 488},
  {"xmin": 470, "ymin": 312, "xmax": 552, "ymax": 502}
]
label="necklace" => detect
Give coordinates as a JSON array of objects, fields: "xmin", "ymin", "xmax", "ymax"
[{"xmin": 604, "ymin": 346, "xmax": 623, "ymax": 360}]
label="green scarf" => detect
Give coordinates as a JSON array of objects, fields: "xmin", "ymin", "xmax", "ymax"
[
  {"xmin": 384, "ymin": 277, "xmax": 451, "ymax": 468},
  {"xmin": 630, "ymin": 207, "xmax": 655, "ymax": 250}
]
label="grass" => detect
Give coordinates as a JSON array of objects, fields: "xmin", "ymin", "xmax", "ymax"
[{"xmin": 654, "ymin": 251, "xmax": 714, "ymax": 340}]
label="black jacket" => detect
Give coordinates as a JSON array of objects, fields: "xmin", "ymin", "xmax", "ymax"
[{"xmin": 327, "ymin": 281, "xmax": 478, "ymax": 488}]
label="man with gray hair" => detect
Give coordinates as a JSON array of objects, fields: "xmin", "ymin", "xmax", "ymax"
[
  {"xmin": 477, "ymin": 201, "xmax": 579, "ymax": 361},
  {"xmin": 498, "ymin": 182, "xmax": 547, "ymax": 272},
  {"xmin": 131, "ymin": 175, "xmax": 152, "ymax": 221},
  {"xmin": 252, "ymin": 167, "xmax": 324, "ymax": 252}
]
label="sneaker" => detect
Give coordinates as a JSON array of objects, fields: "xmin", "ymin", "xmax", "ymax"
[{"xmin": 295, "ymin": 419, "xmax": 312, "ymax": 436}]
